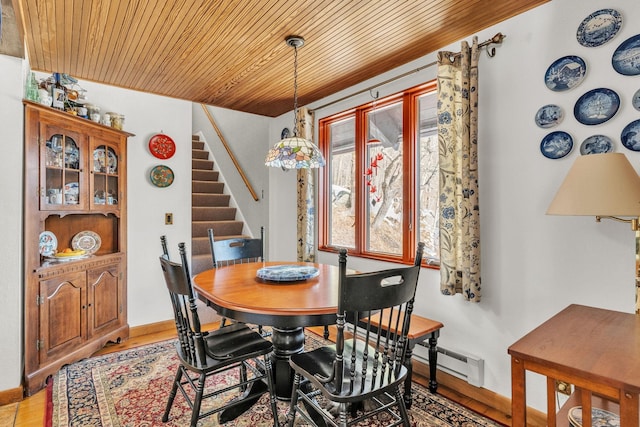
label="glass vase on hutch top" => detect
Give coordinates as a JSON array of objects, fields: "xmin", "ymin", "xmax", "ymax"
[{"xmin": 42, "ymin": 130, "xmax": 84, "ymax": 211}]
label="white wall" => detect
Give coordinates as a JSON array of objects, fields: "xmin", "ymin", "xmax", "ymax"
[
  {"xmin": 0, "ymin": 54, "xmax": 26, "ymax": 392},
  {"xmin": 268, "ymin": 0, "xmax": 640, "ymax": 410}
]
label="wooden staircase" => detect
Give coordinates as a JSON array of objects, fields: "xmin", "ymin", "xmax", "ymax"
[{"xmin": 191, "ymin": 135, "xmax": 246, "ymax": 275}]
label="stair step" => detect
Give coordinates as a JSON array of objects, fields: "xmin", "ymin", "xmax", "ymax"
[
  {"xmin": 192, "ymin": 141, "xmax": 205, "ymax": 150},
  {"xmin": 192, "ymin": 149, "xmax": 209, "ymax": 160},
  {"xmin": 191, "ymin": 254, "xmax": 214, "ymax": 275},
  {"xmin": 192, "ymin": 170, "xmax": 219, "ymax": 181},
  {"xmin": 192, "ymin": 206, "xmax": 237, "ymax": 221},
  {"xmin": 193, "ymin": 193, "xmax": 230, "ymax": 207},
  {"xmin": 192, "ymin": 220, "xmax": 244, "ymax": 237},
  {"xmin": 193, "ymin": 159, "xmax": 214, "ymax": 170},
  {"xmin": 193, "ymin": 181, "xmax": 224, "ymax": 194}
]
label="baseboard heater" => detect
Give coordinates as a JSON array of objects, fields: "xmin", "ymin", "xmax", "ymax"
[{"xmin": 413, "ymin": 342, "xmax": 484, "ymax": 387}]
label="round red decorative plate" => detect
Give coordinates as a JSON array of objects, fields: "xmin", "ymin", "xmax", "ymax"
[{"xmin": 148, "ymin": 134, "xmax": 176, "ymax": 159}]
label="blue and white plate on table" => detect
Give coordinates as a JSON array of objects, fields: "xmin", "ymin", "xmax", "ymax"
[
  {"xmin": 621, "ymin": 119, "xmax": 640, "ymax": 152},
  {"xmin": 580, "ymin": 135, "xmax": 614, "ymax": 155},
  {"xmin": 540, "ymin": 131, "xmax": 573, "ymax": 159},
  {"xmin": 257, "ymin": 265, "xmax": 320, "ymax": 282},
  {"xmin": 576, "ymin": 9, "xmax": 622, "ymax": 47},
  {"xmin": 574, "ymin": 88, "xmax": 619, "ymax": 125},
  {"xmin": 535, "ymin": 104, "xmax": 564, "ymax": 128},
  {"xmin": 612, "ymin": 34, "xmax": 640, "ymax": 76},
  {"xmin": 544, "ymin": 56, "xmax": 587, "ymax": 92}
]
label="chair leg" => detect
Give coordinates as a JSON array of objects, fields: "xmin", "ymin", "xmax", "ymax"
[
  {"xmin": 189, "ymin": 372, "xmax": 207, "ymax": 427},
  {"xmin": 263, "ymin": 356, "xmax": 280, "ymax": 427},
  {"xmin": 162, "ymin": 366, "xmax": 183, "ymax": 422},
  {"xmin": 286, "ymin": 373, "xmax": 302, "ymax": 427},
  {"xmin": 394, "ymin": 386, "xmax": 411, "ymax": 427},
  {"xmin": 338, "ymin": 403, "xmax": 349, "ymax": 427}
]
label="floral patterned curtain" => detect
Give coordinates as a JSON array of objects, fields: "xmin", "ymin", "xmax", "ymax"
[
  {"xmin": 437, "ymin": 37, "xmax": 481, "ymax": 302},
  {"xmin": 296, "ymin": 107, "xmax": 316, "ymax": 262}
]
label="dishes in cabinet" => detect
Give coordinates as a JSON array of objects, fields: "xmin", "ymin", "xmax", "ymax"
[
  {"xmin": 64, "ymin": 140, "xmax": 80, "ymax": 169},
  {"xmin": 72, "ymin": 231, "xmax": 101, "ymax": 255},
  {"xmin": 576, "ymin": 9, "xmax": 622, "ymax": 48},
  {"xmin": 93, "ymin": 148, "xmax": 118, "ymax": 173},
  {"xmin": 149, "ymin": 165, "xmax": 174, "ymax": 187},
  {"xmin": 39, "ymin": 231, "xmax": 57, "ymax": 256},
  {"xmin": 45, "ymin": 249, "xmax": 89, "ymax": 262},
  {"xmin": 148, "ymin": 134, "xmax": 176, "ymax": 159}
]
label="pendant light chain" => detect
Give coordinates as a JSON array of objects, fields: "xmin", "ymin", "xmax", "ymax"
[{"xmin": 292, "ymin": 43, "xmax": 299, "ymax": 137}]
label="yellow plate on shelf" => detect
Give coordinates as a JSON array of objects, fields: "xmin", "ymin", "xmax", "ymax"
[{"xmin": 54, "ymin": 249, "xmax": 86, "ymax": 257}]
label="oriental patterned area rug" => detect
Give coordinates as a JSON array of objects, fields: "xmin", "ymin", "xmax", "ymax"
[{"xmin": 46, "ymin": 331, "xmax": 502, "ymax": 427}]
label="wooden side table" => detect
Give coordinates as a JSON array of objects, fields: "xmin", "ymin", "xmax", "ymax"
[{"xmin": 508, "ymin": 304, "xmax": 640, "ymax": 427}]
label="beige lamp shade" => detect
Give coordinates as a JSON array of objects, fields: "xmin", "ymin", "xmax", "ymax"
[{"xmin": 547, "ymin": 153, "xmax": 640, "ymax": 216}]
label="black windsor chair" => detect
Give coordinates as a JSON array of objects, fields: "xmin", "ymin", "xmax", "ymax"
[
  {"xmin": 159, "ymin": 240, "xmax": 278, "ymax": 426},
  {"xmin": 286, "ymin": 242, "xmax": 425, "ymax": 427}
]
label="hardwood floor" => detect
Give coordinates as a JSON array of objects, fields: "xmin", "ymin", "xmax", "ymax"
[{"xmin": 10, "ymin": 324, "xmax": 517, "ymax": 426}]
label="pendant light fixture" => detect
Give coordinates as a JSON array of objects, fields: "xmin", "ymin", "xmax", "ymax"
[{"xmin": 265, "ymin": 36, "xmax": 325, "ymax": 169}]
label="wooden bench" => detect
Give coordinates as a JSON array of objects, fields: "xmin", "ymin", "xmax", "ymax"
[{"xmin": 359, "ymin": 312, "xmax": 444, "ymax": 408}]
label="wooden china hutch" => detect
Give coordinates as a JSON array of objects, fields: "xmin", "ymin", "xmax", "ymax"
[{"xmin": 22, "ymin": 101, "xmax": 133, "ymax": 395}]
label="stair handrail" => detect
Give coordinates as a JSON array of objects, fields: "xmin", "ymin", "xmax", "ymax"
[{"xmin": 200, "ymin": 104, "xmax": 259, "ymax": 201}]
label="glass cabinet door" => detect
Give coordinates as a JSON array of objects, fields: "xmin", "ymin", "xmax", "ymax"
[
  {"xmin": 41, "ymin": 127, "xmax": 85, "ymax": 211},
  {"xmin": 90, "ymin": 142, "xmax": 120, "ymax": 211}
]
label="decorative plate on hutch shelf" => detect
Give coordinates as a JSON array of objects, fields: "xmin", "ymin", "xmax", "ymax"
[
  {"xmin": 72, "ymin": 231, "xmax": 101, "ymax": 255},
  {"xmin": 148, "ymin": 134, "xmax": 176, "ymax": 159},
  {"xmin": 39, "ymin": 231, "xmax": 57, "ymax": 256},
  {"xmin": 93, "ymin": 148, "xmax": 118, "ymax": 173}
]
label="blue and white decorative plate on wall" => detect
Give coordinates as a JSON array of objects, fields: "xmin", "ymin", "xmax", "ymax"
[
  {"xmin": 632, "ymin": 88, "xmax": 640, "ymax": 111},
  {"xmin": 574, "ymin": 88, "xmax": 620, "ymax": 125},
  {"xmin": 621, "ymin": 119, "xmax": 640, "ymax": 151},
  {"xmin": 535, "ymin": 104, "xmax": 564, "ymax": 128},
  {"xmin": 612, "ymin": 34, "xmax": 640, "ymax": 76},
  {"xmin": 257, "ymin": 265, "xmax": 320, "ymax": 282},
  {"xmin": 576, "ymin": 9, "xmax": 622, "ymax": 47},
  {"xmin": 580, "ymin": 135, "xmax": 614, "ymax": 155},
  {"xmin": 540, "ymin": 131, "xmax": 573, "ymax": 159},
  {"xmin": 544, "ymin": 56, "xmax": 587, "ymax": 91}
]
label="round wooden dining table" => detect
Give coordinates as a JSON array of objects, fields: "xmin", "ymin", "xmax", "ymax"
[{"xmin": 192, "ymin": 261, "xmax": 342, "ymax": 399}]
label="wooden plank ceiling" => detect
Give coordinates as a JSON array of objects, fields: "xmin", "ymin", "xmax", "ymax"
[{"xmin": 13, "ymin": 0, "xmax": 549, "ymax": 117}]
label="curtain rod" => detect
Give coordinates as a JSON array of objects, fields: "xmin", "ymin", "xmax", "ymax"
[{"xmin": 310, "ymin": 32, "xmax": 506, "ymax": 113}]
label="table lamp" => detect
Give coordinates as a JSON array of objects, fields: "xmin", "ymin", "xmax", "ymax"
[{"xmin": 546, "ymin": 152, "xmax": 640, "ymax": 313}]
